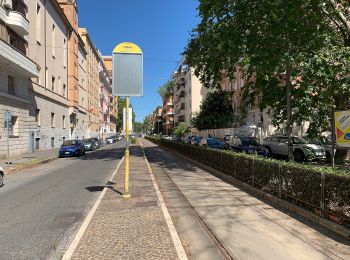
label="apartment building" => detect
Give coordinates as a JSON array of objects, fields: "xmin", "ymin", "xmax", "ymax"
[
  {"xmin": 0, "ymin": 0, "xmax": 39, "ymax": 158},
  {"xmin": 162, "ymin": 94, "xmax": 174, "ymax": 135},
  {"xmin": 98, "ymin": 55, "xmax": 112, "ymax": 138},
  {"xmin": 78, "ymin": 28, "xmax": 100, "ymax": 138},
  {"xmin": 57, "ymin": 0, "xmax": 87, "ymax": 140},
  {"xmin": 173, "ymin": 63, "xmax": 208, "ymax": 132},
  {"xmin": 27, "ymin": 0, "xmax": 73, "ymax": 150},
  {"xmin": 150, "ymin": 106, "xmax": 163, "ymax": 134},
  {"xmin": 103, "ymin": 55, "xmax": 118, "ymax": 133}
]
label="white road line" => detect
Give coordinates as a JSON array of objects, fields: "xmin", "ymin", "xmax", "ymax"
[
  {"xmin": 62, "ymin": 157, "xmax": 125, "ymax": 260},
  {"xmin": 139, "ymin": 139, "xmax": 188, "ymax": 260}
]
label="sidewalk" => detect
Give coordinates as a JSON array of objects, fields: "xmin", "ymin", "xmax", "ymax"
[
  {"xmin": 0, "ymin": 148, "xmax": 59, "ymax": 173},
  {"xmin": 141, "ymin": 138, "xmax": 350, "ymax": 260},
  {"xmin": 64, "ymin": 145, "xmax": 186, "ymax": 260}
]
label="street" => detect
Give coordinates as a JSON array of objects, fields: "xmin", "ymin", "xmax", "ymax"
[{"xmin": 0, "ymin": 141, "xmax": 125, "ymax": 260}]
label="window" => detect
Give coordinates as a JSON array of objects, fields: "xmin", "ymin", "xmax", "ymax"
[
  {"xmin": 52, "ymin": 24, "xmax": 56, "ymax": 57},
  {"xmin": 51, "ymin": 113, "xmax": 55, "ymax": 128},
  {"xmin": 58, "ymin": 77, "xmax": 61, "ymax": 94},
  {"xmin": 35, "ymin": 109, "xmax": 40, "ymax": 125},
  {"xmin": 62, "ymin": 115, "xmax": 66, "ymax": 128},
  {"xmin": 51, "ymin": 137, "xmax": 55, "ymax": 148},
  {"xmin": 10, "ymin": 116, "xmax": 19, "ymax": 136},
  {"xmin": 63, "ymin": 38, "xmax": 67, "ymax": 68},
  {"xmin": 8, "ymin": 76, "xmax": 14, "ymax": 95},
  {"xmin": 63, "ymin": 84, "xmax": 66, "ymax": 97},
  {"xmin": 51, "ymin": 76, "xmax": 55, "ymax": 91},
  {"xmin": 36, "ymin": 3, "xmax": 41, "ymax": 43},
  {"xmin": 9, "ymin": 35, "xmax": 17, "ymax": 49}
]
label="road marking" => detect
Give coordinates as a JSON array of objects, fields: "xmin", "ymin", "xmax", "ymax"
[
  {"xmin": 139, "ymin": 139, "xmax": 188, "ymax": 260},
  {"xmin": 62, "ymin": 157, "xmax": 125, "ymax": 260}
]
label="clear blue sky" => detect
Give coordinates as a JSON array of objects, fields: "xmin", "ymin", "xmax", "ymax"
[{"xmin": 78, "ymin": 0, "xmax": 200, "ymax": 122}]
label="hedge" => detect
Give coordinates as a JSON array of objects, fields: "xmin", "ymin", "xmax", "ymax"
[{"xmin": 146, "ymin": 137, "xmax": 350, "ymax": 227}]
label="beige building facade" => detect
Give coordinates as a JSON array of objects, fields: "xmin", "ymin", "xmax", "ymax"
[
  {"xmin": 173, "ymin": 63, "xmax": 208, "ymax": 130},
  {"xmin": 0, "ymin": 0, "xmax": 39, "ymax": 158},
  {"xmin": 27, "ymin": 0, "xmax": 72, "ymax": 150},
  {"xmin": 79, "ymin": 28, "xmax": 100, "ymax": 138}
]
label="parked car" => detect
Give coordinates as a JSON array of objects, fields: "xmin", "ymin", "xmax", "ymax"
[
  {"xmin": 184, "ymin": 135, "xmax": 193, "ymax": 144},
  {"xmin": 59, "ymin": 140, "xmax": 85, "ymax": 157},
  {"xmin": 224, "ymin": 135, "xmax": 233, "ymax": 142},
  {"xmin": 228, "ymin": 136, "xmax": 269, "ymax": 157},
  {"xmin": 200, "ymin": 138, "xmax": 227, "ymax": 149},
  {"xmin": 106, "ymin": 137, "xmax": 114, "ymax": 144},
  {"xmin": 263, "ymin": 135, "xmax": 326, "ymax": 161},
  {"xmin": 191, "ymin": 136, "xmax": 203, "ymax": 145},
  {"xmin": 83, "ymin": 138, "xmax": 98, "ymax": 151},
  {"xmin": 162, "ymin": 135, "xmax": 172, "ymax": 140},
  {"xmin": 303, "ymin": 136, "xmax": 334, "ymax": 159},
  {"xmin": 0, "ymin": 165, "xmax": 4, "ymax": 187}
]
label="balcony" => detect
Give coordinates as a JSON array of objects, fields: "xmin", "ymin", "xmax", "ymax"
[
  {"xmin": 179, "ymin": 90, "xmax": 185, "ymax": 98},
  {"xmin": 7, "ymin": 11, "xmax": 29, "ymax": 36},
  {"xmin": 0, "ymin": 39, "xmax": 38, "ymax": 77}
]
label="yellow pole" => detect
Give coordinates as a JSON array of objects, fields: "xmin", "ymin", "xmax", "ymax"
[{"xmin": 123, "ymin": 96, "xmax": 131, "ymax": 198}]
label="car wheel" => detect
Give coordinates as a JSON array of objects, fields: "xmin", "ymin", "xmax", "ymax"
[
  {"xmin": 0, "ymin": 172, "xmax": 4, "ymax": 187},
  {"xmin": 294, "ymin": 150, "xmax": 305, "ymax": 162}
]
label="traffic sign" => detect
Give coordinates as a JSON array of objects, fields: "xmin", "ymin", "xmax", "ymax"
[{"xmin": 112, "ymin": 42, "xmax": 143, "ymax": 96}]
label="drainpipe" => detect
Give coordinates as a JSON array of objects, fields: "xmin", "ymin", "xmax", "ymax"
[{"xmin": 44, "ymin": 0, "xmax": 47, "ymax": 89}]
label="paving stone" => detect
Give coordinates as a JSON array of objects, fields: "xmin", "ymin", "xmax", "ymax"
[{"xmin": 70, "ymin": 145, "xmax": 179, "ymax": 260}]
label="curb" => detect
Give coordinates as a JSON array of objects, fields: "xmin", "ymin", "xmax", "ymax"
[
  {"xmin": 153, "ymin": 142, "xmax": 350, "ymax": 241},
  {"xmin": 5, "ymin": 156, "xmax": 58, "ymax": 175}
]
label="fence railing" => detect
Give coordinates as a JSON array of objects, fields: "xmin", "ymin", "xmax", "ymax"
[{"xmin": 146, "ymin": 137, "xmax": 350, "ymax": 228}]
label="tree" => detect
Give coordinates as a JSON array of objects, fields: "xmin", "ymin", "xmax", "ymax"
[
  {"xmin": 192, "ymin": 90, "xmax": 234, "ymax": 130},
  {"xmin": 157, "ymin": 80, "xmax": 173, "ymax": 101},
  {"xmin": 175, "ymin": 122, "xmax": 189, "ymax": 137},
  {"xmin": 133, "ymin": 122, "xmax": 143, "ymax": 133},
  {"xmin": 117, "ymin": 98, "xmax": 136, "ymax": 132},
  {"xmin": 185, "ymin": 0, "xmax": 350, "ymax": 159}
]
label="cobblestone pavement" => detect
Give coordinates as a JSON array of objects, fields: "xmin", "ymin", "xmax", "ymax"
[{"xmin": 70, "ymin": 145, "xmax": 180, "ymax": 260}]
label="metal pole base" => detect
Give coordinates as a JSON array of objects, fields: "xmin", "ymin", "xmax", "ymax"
[{"xmin": 122, "ymin": 194, "xmax": 131, "ymax": 199}]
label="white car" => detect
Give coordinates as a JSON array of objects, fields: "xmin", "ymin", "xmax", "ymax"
[
  {"xmin": 0, "ymin": 166, "xmax": 4, "ymax": 187},
  {"xmin": 263, "ymin": 135, "xmax": 326, "ymax": 161}
]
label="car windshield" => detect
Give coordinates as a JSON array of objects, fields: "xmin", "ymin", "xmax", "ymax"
[
  {"xmin": 63, "ymin": 140, "xmax": 78, "ymax": 146},
  {"xmin": 293, "ymin": 137, "xmax": 307, "ymax": 144},
  {"xmin": 83, "ymin": 139, "xmax": 91, "ymax": 144},
  {"xmin": 241, "ymin": 138, "xmax": 261, "ymax": 146}
]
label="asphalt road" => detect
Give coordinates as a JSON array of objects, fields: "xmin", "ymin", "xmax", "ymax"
[{"xmin": 0, "ymin": 141, "xmax": 125, "ymax": 260}]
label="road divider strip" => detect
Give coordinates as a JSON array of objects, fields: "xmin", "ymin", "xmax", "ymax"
[
  {"xmin": 139, "ymin": 139, "xmax": 188, "ymax": 260},
  {"xmin": 62, "ymin": 157, "xmax": 125, "ymax": 260}
]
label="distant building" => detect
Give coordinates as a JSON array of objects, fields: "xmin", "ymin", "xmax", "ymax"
[
  {"xmin": 103, "ymin": 56, "xmax": 118, "ymax": 134},
  {"xmin": 162, "ymin": 94, "xmax": 174, "ymax": 135},
  {"xmin": 173, "ymin": 63, "xmax": 208, "ymax": 133}
]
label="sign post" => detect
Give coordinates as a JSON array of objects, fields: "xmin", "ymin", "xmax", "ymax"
[{"xmin": 112, "ymin": 42, "xmax": 143, "ymax": 199}]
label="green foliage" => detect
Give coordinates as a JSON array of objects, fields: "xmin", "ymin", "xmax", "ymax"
[
  {"xmin": 133, "ymin": 122, "xmax": 143, "ymax": 133},
  {"xmin": 157, "ymin": 80, "xmax": 174, "ymax": 101},
  {"xmin": 117, "ymin": 98, "xmax": 136, "ymax": 132},
  {"xmin": 185, "ymin": 0, "xmax": 350, "ymax": 136},
  {"xmin": 174, "ymin": 122, "xmax": 189, "ymax": 137},
  {"xmin": 192, "ymin": 90, "xmax": 234, "ymax": 130},
  {"xmin": 131, "ymin": 138, "xmax": 137, "ymax": 144}
]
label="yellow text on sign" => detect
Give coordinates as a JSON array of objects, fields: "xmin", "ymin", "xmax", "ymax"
[{"xmin": 113, "ymin": 42, "xmax": 142, "ymax": 54}]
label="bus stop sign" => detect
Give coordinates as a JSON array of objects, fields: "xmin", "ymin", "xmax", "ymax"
[{"xmin": 112, "ymin": 42, "xmax": 143, "ymax": 97}]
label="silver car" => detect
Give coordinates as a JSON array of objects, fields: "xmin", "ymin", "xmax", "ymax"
[
  {"xmin": 0, "ymin": 165, "xmax": 4, "ymax": 187},
  {"xmin": 263, "ymin": 135, "xmax": 326, "ymax": 161}
]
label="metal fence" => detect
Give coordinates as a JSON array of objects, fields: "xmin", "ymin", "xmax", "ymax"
[{"xmin": 147, "ymin": 137, "xmax": 350, "ymax": 227}]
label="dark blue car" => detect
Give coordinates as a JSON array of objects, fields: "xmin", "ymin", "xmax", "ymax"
[
  {"xmin": 59, "ymin": 140, "xmax": 85, "ymax": 157},
  {"xmin": 201, "ymin": 138, "xmax": 227, "ymax": 149},
  {"xmin": 229, "ymin": 136, "xmax": 269, "ymax": 157}
]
